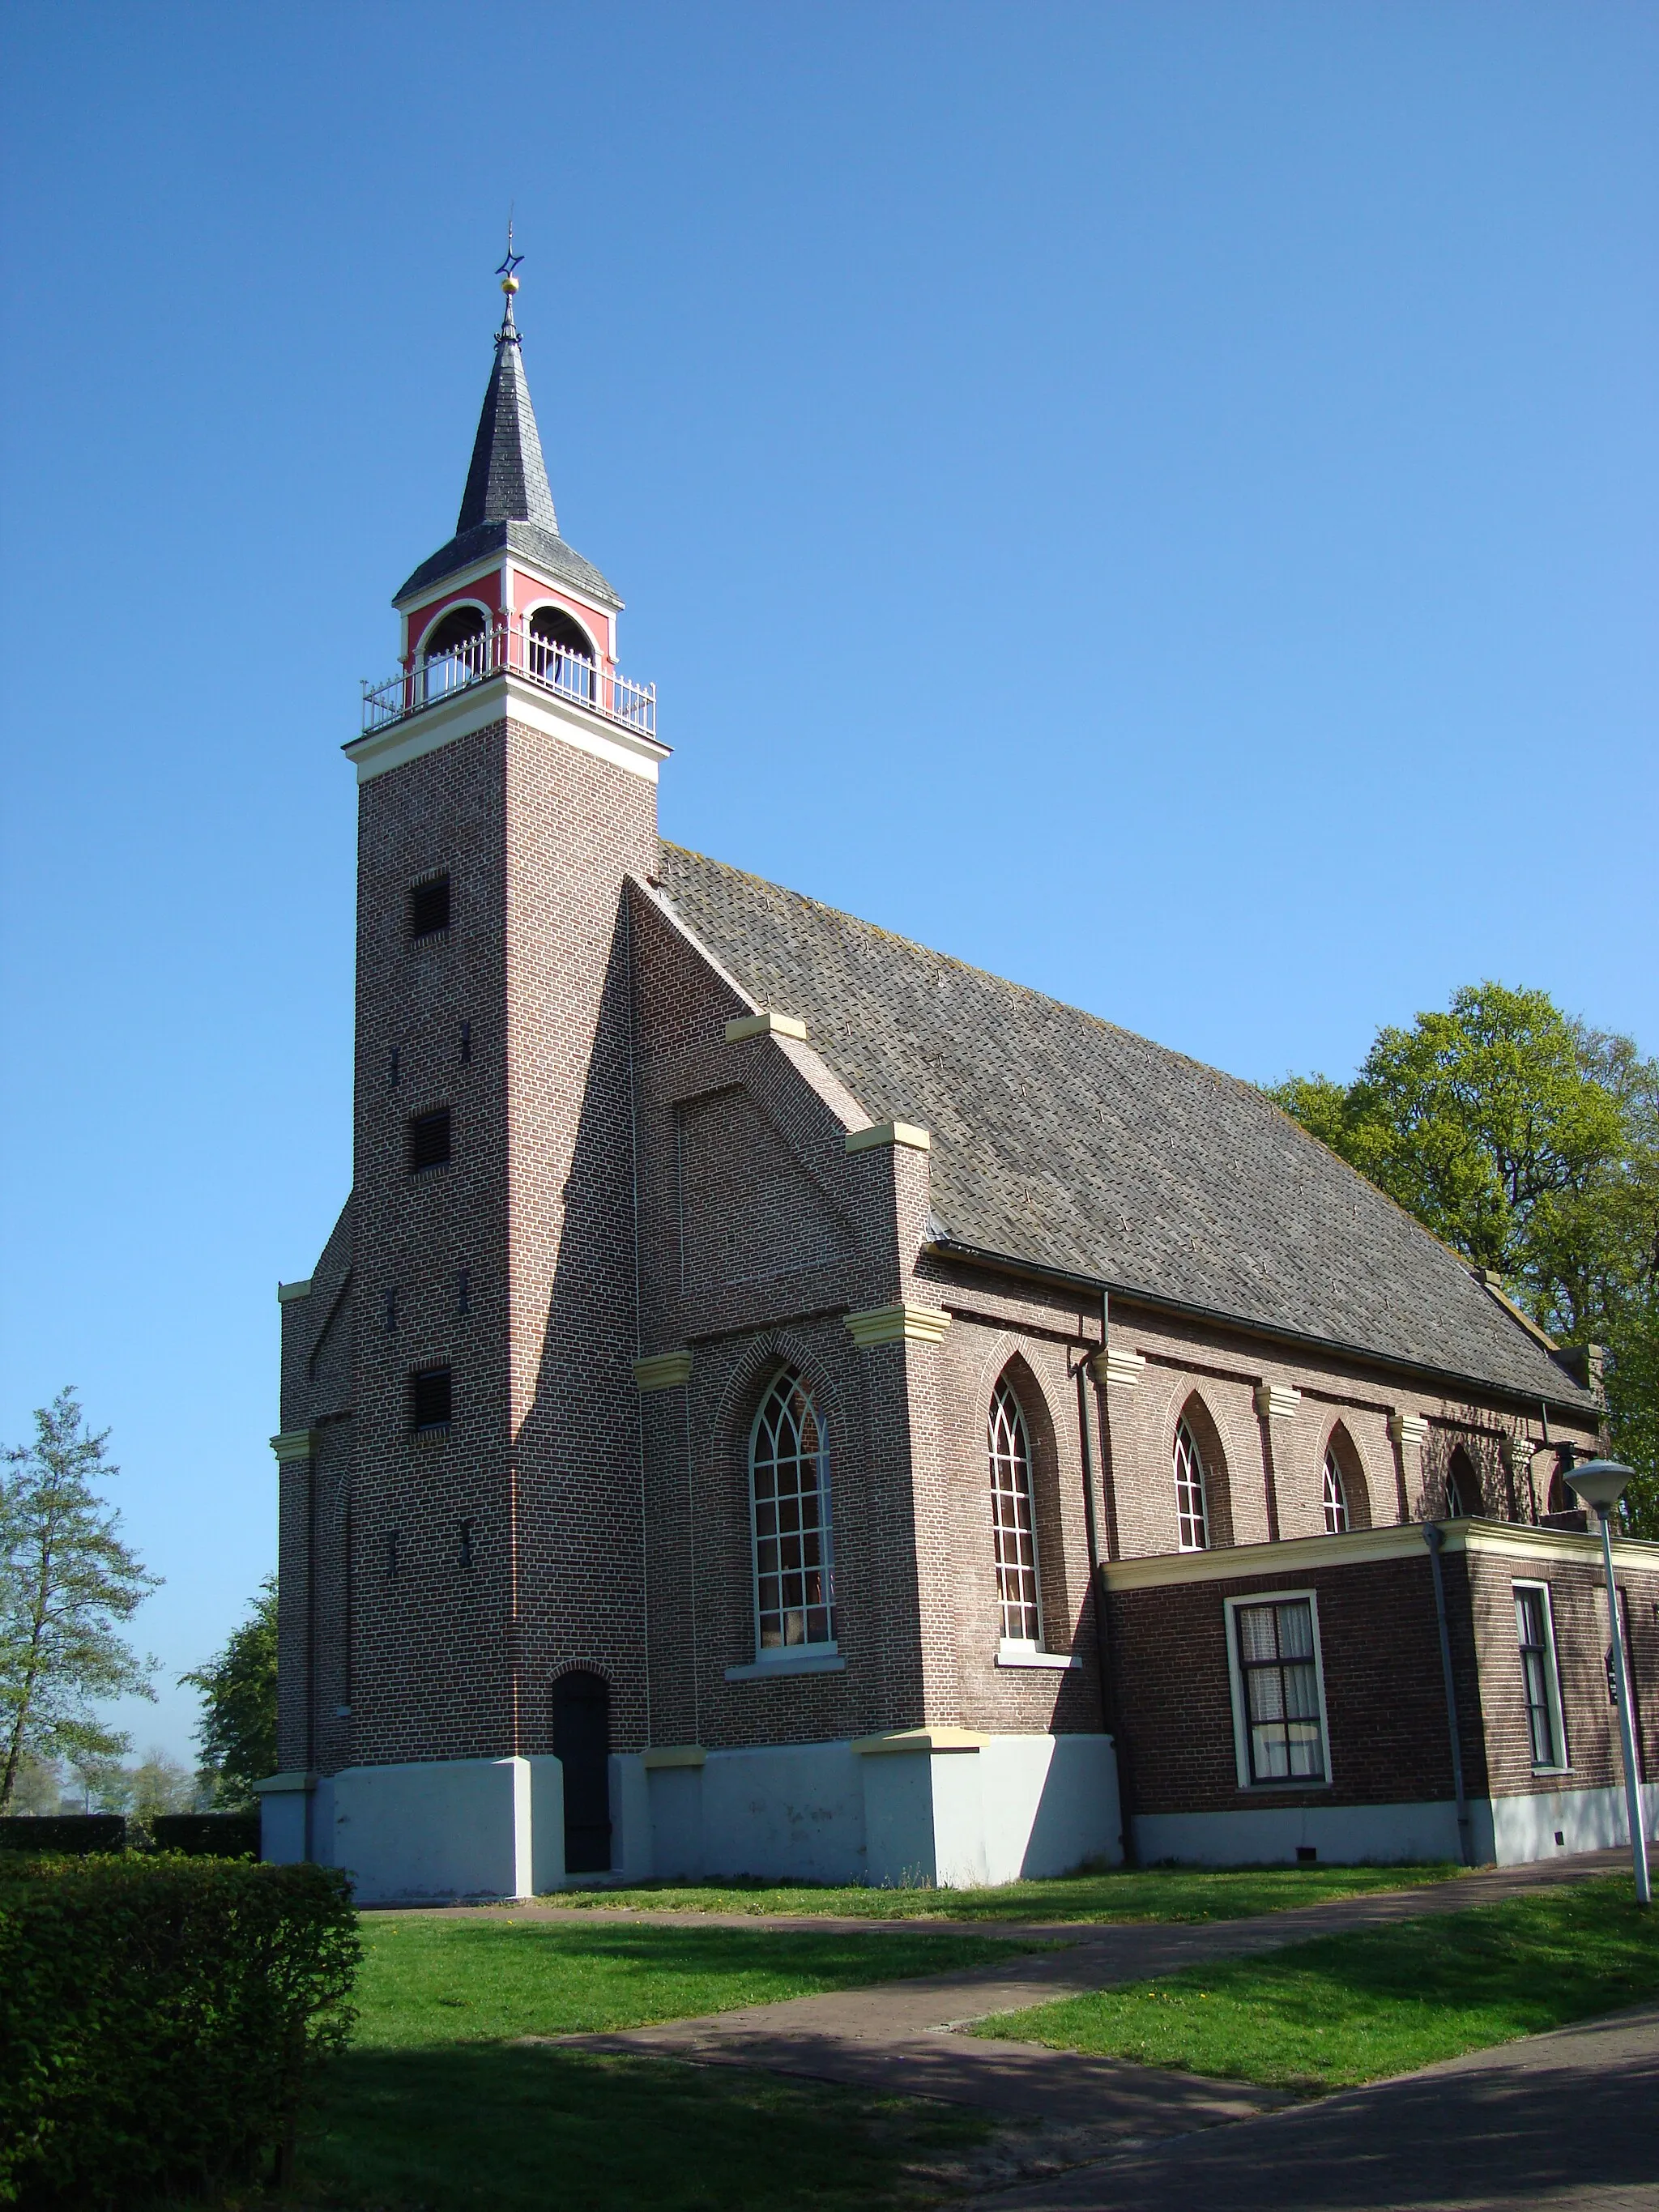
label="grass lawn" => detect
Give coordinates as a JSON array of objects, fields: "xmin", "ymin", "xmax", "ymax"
[
  {"xmin": 544, "ymin": 1860, "xmax": 1460, "ymax": 1924},
  {"xmin": 975, "ymin": 1877, "xmax": 1659, "ymax": 2095},
  {"xmin": 285, "ymin": 1916, "xmax": 1023, "ymax": 2210}
]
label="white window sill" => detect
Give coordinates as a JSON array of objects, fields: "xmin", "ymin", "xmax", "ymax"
[
  {"xmin": 1235, "ymin": 1776, "xmax": 1333, "ymax": 1792},
  {"xmin": 726, "ymin": 1648, "xmax": 845, "ymax": 1681},
  {"xmin": 996, "ymin": 1643, "xmax": 1081, "ymax": 1671},
  {"xmin": 1531, "ymin": 1764, "xmax": 1572, "ymax": 1779}
]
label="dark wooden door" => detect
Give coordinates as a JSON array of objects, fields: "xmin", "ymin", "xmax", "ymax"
[{"xmin": 552, "ymin": 1671, "xmax": 612, "ymax": 1874}]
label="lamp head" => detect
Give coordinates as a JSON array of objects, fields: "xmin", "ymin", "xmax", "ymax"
[{"xmin": 1564, "ymin": 1459, "xmax": 1633, "ymax": 1517}]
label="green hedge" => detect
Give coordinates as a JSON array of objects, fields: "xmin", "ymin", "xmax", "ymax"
[
  {"xmin": 0, "ymin": 1817, "xmax": 126, "ymax": 1856},
  {"xmin": 0, "ymin": 1854, "xmax": 359, "ymax": 2208},
  {"xmin": 148, "ymin": 1812, "xmax": 261, "ymax": 1859}
]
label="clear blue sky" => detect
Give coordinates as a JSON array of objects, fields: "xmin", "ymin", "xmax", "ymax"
[{"xmin": 2, "ymin": 2, "xmax": 1653, "ymax": 1768}]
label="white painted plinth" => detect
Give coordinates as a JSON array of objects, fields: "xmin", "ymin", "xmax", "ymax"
[
  {"xmin": 329, "ymin": 1756, "xmax": 560, "ymax": 1903},
  {"xmin": 1136, "ymin": 1778, "xmax": 1659, "ymax": 1869},
  {"xmin": 643, "ymin": 1733, "xmax": 1120, "ymax": 1890}
]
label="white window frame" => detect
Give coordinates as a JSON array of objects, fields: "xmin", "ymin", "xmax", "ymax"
[
  {"xmin": 748, "ymin": 1373, "xmax": 838, "ymax": 1666},
  {"xmin": 1223, "ymin": 1588, "xmax": 1335, "ymax": 1792},
  {"xmin": 988, "ymin": 1377, "xmax": 1044, "ymax": 1655},
  {"xmin": 1512, "ymin": 1579, "xmax": 1570, "ymax": 1776},
  {"xmin": 1321, "ymin": 1447, "xmax": 1349, "ymax": 1534},
  {"xmin": 1174, "ymin": 1419, "xmax": 1209, "ymax": 1552}
]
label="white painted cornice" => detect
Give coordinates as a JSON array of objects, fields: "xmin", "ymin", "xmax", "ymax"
[
  {"xmin": 343, "ymin": 671, "xmax": 668, "ymax": 786},
  {"xmin": 726, "ymin": 1011, "xmax": 808, "ymax": 1043},
  {"xmin": 1255, "ymin": 1382, "xmax": 1303, "ymax": 1421},
  {"xmin": 633, "ymin": 1350, "xmax": 693, "ymax": 1392},
  {"xmin": 846, "ymin": 1120, "xmax": 931, "ymax": 1155},
  {"xmin": 845, "ymin": 1302, "xmax": 951, "ymax": 1348}
]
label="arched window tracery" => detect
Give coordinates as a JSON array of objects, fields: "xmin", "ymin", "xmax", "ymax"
[
  {"xmin": 749, "ymin": 1371, "xmax": 834, "ymax": 1653},
  {"xmin": 1322, "ymin": 1447, "xmax": 1349, "ymax": 1534},
  {"xmin": 988, "ymin": 1377, "xmax": 1042, "ymax": 1646},
  {"xmin": 1174, "ymin": 1418, "xmax": 1209, "ymax": 1551}
]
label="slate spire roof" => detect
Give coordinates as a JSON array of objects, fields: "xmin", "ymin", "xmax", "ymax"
[
  {"xmin": 393, "ymin": 292, "xmax": 622, "ymax": 612},
  {"xmin": 455, "ymin": 305, "xmax": 560, "ymax": 535},
  {"xmin": 654, "ymin": 843, "xmax": 1596, "ymax": 1414}
]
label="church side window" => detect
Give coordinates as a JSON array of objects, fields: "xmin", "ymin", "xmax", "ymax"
[
  {"xmin": 988, "ymin": 1379, "xmax": 1042, "ymax": 1646},
  {"xmin": 1174, "ymin": 1419, "xmax": 1209, "ymax": 1551},
  {"xmin": 1322, "ymin": 1448, "xmax": 1349, "ymax": 1534},
  {"xmin": 750, "ymin": 1373, "xmax": 834, "ymax": 1654}
]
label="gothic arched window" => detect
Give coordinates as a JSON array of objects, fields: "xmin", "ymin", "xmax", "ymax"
[
  {"xmin": 1446, "ymin": 1444, "xmax": 1478, "ymax": 1520},
  {"xmin": 1322, "ymin": 1447, "xmax": 1349, "ymax": 1534},
  {"xmin": 988, "ymin": 1377, "xmax": 1041, "ymax": 1646},
  {"xmin": 1174, "ymin": 1419, "xmax": 1209, "ymax": 1551},
  {"xmin": 750, "ymin": 1372, "xmax": 834, "ymax": 1653}
]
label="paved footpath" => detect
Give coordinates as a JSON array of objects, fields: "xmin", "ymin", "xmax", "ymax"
[
  {"xmin": 970, "ymin": 1999, "xmax": 1659, "ymax": 2212},
  {"xmin": 548, "ymin": 1850, "xmax": 1633, "ymax": 2155}
]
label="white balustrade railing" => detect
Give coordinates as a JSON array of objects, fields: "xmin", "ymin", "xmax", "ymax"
[{"xmin": 361, "ymin": 617, "xmax": 655, "ymax": 739}]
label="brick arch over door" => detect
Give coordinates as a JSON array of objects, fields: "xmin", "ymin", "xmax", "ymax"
[
  {"xmin": 1166, "ymin": 1388, "xmax": 1234, "ymax": 1549},
  {"xmin": 1320, "ymin": 1417, "xmax": 1372, "ymax": 1531},
  {"xmin": 980, "ymin": 1347, "xmax": 1072, "ymax": 1646}
]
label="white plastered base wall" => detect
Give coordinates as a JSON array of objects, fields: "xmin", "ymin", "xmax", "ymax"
[
  {"xmin": 264, "ymin": 1734, "xmax": 1120, "ymax": 1902},
  {"xmin": 1136, "ymin": 1779, "xmax": 1659, "ymax": 1869}
]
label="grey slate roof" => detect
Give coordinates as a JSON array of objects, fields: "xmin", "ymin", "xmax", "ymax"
[
  {"xmin": 394, "ymin": 324, "xmax": 621, "ymax": 610},
  {"xmin": 655, "ymin": 844, "xmax": 1594, "ymax": 1413}
]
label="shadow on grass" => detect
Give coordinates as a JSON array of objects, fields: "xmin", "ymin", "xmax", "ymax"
[
  {"xmin": 540, "ymin": 1862, "xmax": 1461, "ymax": 1924},
  {"xmin": 978, "ymin": 1880, "xmax": 1659, "ymax": 2091},
  {"xmin": 353, "ymin": 1917, "xmax": 1034, "ymax": 2046},
  {"xmin": 296, "ymin": 2043, "xmax": 992, "ymax": 2212}
]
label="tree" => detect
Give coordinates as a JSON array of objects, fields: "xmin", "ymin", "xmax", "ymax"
[
  {"xmin": 0, "ymin": 1389, "xmax": 159, "ymax": 1813},
  {"xmin": 1269, "ymin": 983, "xmax": 1659, "ymax": 1536},
  {"xmin": 181, "ymin": 1577, "xmax": 278, "ymax": 1809}
]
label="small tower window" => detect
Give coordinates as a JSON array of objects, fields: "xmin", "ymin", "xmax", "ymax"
[
  {"xmin": 1322, "ymin": 1448, "xmax": 1348, "ymax": 1534},
  {"xmin": 1174, "ymin": 1419, "xmax": 1209, "ymax": 1551},
  {"xmin": 408, "ymin": 1107, "xmax": 451, "ymax": 1173},
  {"xmin": 528, "ymin": 606, "xmax": 596, "ymax": 702},
  {"xmin": 409, "ymin": 875, "xmax": 450, "ymax": 940},
  {"xmin": 411, "ymin": 1365, "xmax": 452, "ymax": 1434}
]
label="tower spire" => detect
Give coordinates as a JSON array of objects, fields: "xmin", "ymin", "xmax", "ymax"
[{"xmin": 456, "ymin": 232, "xmax": 557, "ymax": 537}]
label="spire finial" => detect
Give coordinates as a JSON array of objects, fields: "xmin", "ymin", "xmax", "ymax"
[{"xmin": 496, "ymin": 216, "xmax": 523, "ymax": 335}]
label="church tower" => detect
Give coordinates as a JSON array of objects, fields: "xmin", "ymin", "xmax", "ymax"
[{"xmin": 320, "ymin": 253, "xmax": 666, "ymax": 1891}]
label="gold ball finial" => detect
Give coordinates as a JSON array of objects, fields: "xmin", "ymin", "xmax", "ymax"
[{"xmin": 501, "ymin": 273, "xmax": 520, "ymax": 296}]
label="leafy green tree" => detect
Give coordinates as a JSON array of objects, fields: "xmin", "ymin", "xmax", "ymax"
[
  {"xmin": 181, "ymin": 1577, "xmax": 278, "ymax": 1809},
  {"xmin": 0, "ymin": 1389, "xmax": 159, "ymax": 1813},
  {"xmin": 1270, "ymin": 983, "xmax": 1659, "ymax": 1535}
]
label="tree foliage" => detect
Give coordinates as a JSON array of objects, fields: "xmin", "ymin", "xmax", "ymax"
[
  {"xmin": 0, "ymin": 1388, "xmax": 159, "ymax": 1813},
  {"xmin": 1269, "ymin": 982, "xmax": 1659, "ymax": 1535},
  {"xmin": 181, "ymin": 1576, "xmax": 279, "ymax": 1809}
]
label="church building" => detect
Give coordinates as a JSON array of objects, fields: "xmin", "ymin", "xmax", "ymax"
[{"xmin": 261, "ymin": 266, "xmax": 1658, "ymax": 1903}]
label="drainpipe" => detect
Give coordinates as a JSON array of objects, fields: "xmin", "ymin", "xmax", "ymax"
[
  {"xmin": 1423, "ymin": 1524, "xmax": 1473, "ymax": 1868},
  {"xmin": 1079, "ymin": 1289, "xmax": 1136, "ymax": 1865}
]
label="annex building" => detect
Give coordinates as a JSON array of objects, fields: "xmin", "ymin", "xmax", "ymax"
[{"xmin": 261, "ymin": 275, "xmax": 1659, "ymax": 1903}]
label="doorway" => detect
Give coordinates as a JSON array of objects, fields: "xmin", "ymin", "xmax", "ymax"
[{"xmin": 552, "ymin": 1670, "xmax": 612, "ymax": 1874}]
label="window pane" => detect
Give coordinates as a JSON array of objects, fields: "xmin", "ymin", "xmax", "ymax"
[
  {"xmin": 988, "ymin": 1378, "xmax": 1042, "ymax": 1643},
  {"xmin": 751, "ymin": 1372, "xmax": 834, "ymax": 1653},
  {"xmin": 1238, "ymin": 1605, "xmax": 1278, "ymax": 1664},
  {"xmin": 1277, "ymin": 1600, "xmax": 1315, "ymax": 1660}
]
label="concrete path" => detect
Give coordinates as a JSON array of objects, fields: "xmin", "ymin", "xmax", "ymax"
[
  {"xmin": 967, "ymin": 1999, "xmax": 1659, "ymax": 2212},
  {"xmin": 556, "ymin": 1851, "xmax": 1630, "ymax": 2159}
]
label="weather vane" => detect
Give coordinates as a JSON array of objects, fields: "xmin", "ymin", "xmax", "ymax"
[{"xmin": 497, "ymin": 216, "xmax": 523, "ymax": 327}]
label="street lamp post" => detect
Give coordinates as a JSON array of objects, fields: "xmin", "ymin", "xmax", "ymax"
[{"xmin": 1565, "ymin": 1459, "xmax": 1651, "ymax": 1907}]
